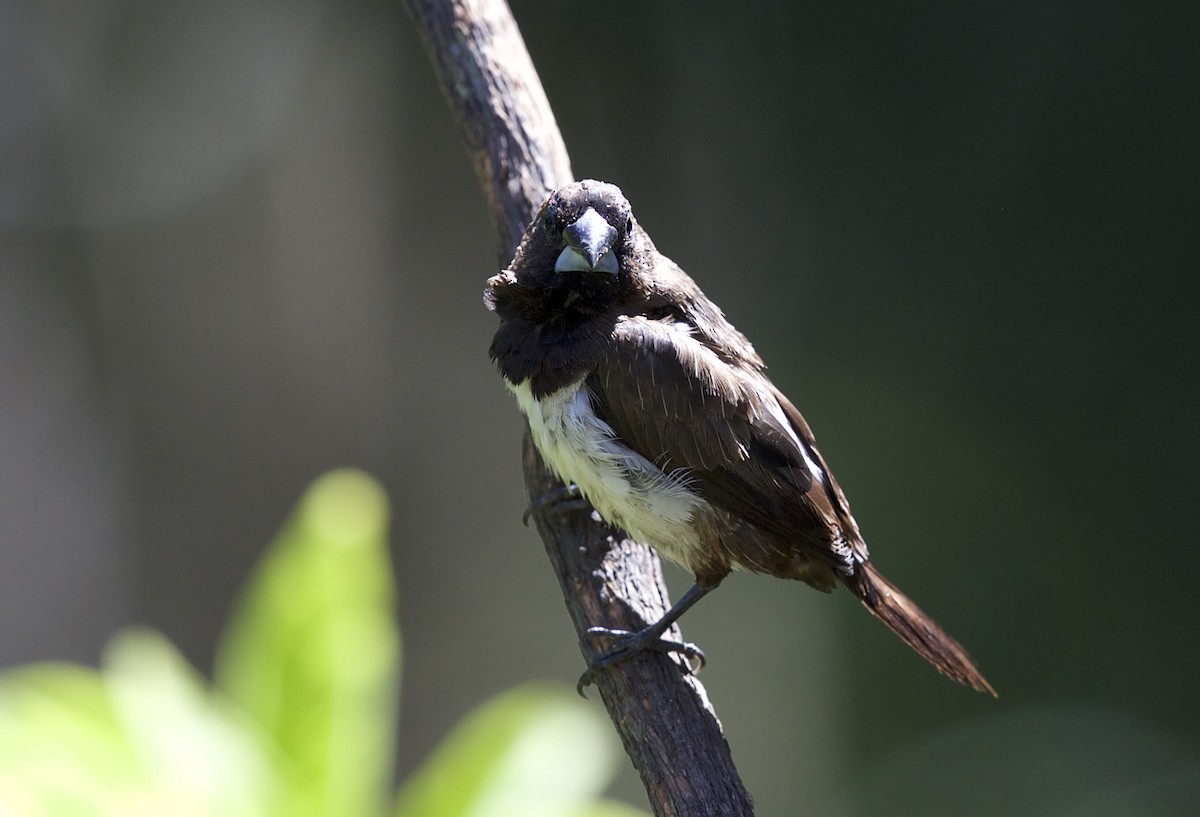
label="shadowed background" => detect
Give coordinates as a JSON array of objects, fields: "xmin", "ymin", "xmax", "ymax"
[{"xmin": 2, "ymin": 1, "xmax": 1197, "ymax": 814}]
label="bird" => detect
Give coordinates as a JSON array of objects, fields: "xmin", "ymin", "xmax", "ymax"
[{"xmin": 485, "ymin": 179, "xmax": 995, "ymax": 696}]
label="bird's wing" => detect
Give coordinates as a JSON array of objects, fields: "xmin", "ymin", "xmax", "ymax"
[{"xmin": 588, "ymin": 315, "xmax": 858, "ymax": 563}]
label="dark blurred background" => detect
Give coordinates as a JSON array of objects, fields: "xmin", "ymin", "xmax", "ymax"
[{"xmin": 2, "ymin": 1, "xmax": 1197, "ymax": 814}]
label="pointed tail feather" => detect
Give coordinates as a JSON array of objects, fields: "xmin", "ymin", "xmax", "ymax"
[{"xmin": 849, "ymin": 562, "xmax": 996, "ymax": 696}]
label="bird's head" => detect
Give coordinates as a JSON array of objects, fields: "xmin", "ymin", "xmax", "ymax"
[{"xmin": 486, "ymin": 180, "xmax": 650, "ymax": 317}]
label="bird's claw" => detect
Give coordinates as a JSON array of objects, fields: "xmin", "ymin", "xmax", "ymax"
[
  {"xmin": 522, "ymin": 483, "xmax": 587, "ymax": 525},
  {"xmin": 575, "ymin": 626, "xmax": 707, "ymax": 696}
]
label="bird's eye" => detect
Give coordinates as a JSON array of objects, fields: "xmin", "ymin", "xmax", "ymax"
[
  {"xmin": 625, "ymin": 217, "xmax": 633, "ymax": 233},
  {"xmin": 542, "ymin": 212, "xmax": 556, "ymax": 232}
]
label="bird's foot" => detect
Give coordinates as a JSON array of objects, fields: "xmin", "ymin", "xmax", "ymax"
[
  {"xmin": 523, "ymin": 483, "xmax": 588, "ymax": 525},
  {"xmin": 576, "ymin": 626, "xmax": 706, "ymax": 696}
]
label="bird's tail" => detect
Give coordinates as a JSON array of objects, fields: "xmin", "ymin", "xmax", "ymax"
[{"xmin": 848, "ymin": 561, "xmax": 996, "ymax": 696}]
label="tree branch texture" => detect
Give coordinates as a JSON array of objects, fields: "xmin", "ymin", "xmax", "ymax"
[{"xmin": 402, "ymin": 0, "xmax": 755, "ymax": 814}]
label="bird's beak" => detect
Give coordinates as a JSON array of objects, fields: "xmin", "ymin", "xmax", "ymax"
[{"xmin": 555, "ymin": 207, "xmax": 619, "ymax": 274}]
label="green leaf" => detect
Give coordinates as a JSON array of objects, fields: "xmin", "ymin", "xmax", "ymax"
[
  {"xmin": 0, "ymin": 662, "xmax": 141, "ymax": 816},
  {"xmin": 394, "ymin": 684, "xmax": 625, "ymax": 817},
  {"xmin": 214, "ymin": 469, "xmax": 399, "ymax": 817},
  {"xmin": 0, "ymin": 631, "xmax": 277, "ymax": 817},
  {"xmin": 102, "ymin": 628, "xmax": 276, "ymax": 817}
]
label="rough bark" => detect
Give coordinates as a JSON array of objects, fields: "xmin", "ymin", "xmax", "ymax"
[{"xmin": 403, "ymin": 1, "xmax": 755, "ymax": 814}]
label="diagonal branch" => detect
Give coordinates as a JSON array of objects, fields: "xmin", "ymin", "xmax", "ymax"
[{"xmin": 402, "ymin": 1, "xmax": 755, "ymax": 814}]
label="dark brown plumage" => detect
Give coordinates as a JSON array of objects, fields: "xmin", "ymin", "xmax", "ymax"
[{"xmin": 486, "ymin": 179, "xmax": 994, "ymax": 695}]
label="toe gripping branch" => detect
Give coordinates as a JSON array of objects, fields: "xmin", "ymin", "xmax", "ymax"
[
  {"xmin": 576, "ymin": 579, "xmax": 720, "ymax": 696},
  {"xmin": 523, "ymin": 483, "xmax": 588, "ymax": 525},
  {"xmin": 523, "ymin": 484, "xmax": 722, "ymax": 696}
]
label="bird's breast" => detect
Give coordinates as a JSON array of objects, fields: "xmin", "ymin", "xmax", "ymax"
[{"xmin": 508, "ymin": 377, "xmax": 705, "ymax": 566}]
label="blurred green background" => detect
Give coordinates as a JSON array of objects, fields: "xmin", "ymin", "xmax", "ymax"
[{"xmin": 1, "ymin": 1, "xmax": 1196, "ymax": 815}]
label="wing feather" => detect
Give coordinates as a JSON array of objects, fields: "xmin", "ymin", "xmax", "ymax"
[{"xmin": 588, "ymin": 316, "xmax": 856, "ymax": 564}]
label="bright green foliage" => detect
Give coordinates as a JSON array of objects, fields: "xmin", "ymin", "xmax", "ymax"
[
  {"xmin": 214, "ymin": 469, "xmax": 399, "ymax": 817},
  {"xmin": 0, "ymin": 629, "xmax": 276, "ymax": 816},
  {"xmin": 0, "ymin": 469, "xmax": 647, "ymax": 817},
  {"xmin": 394, "ymin": 685, "xmax": 637, "ymax": 817}
]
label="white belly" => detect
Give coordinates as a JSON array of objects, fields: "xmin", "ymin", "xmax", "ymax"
[{"xmin": 509, "ymin": 378, "xmax": 702, "ymax": 564}]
